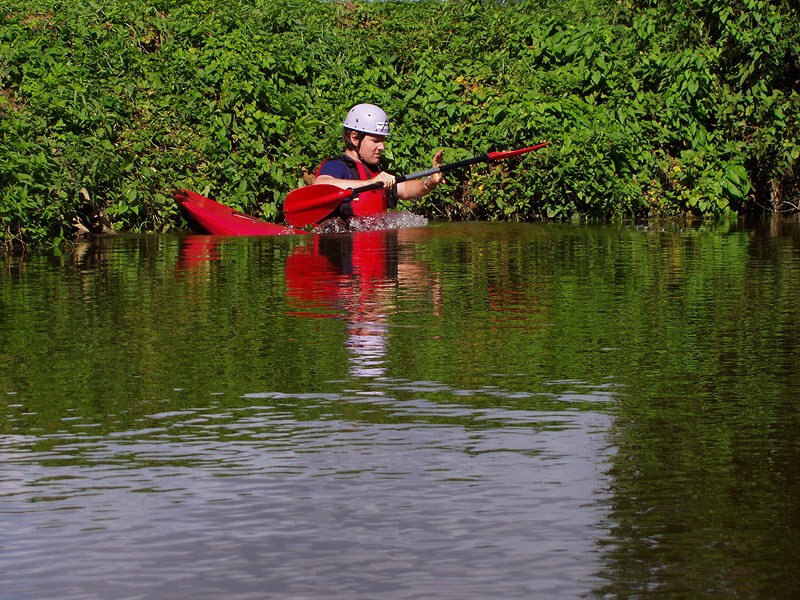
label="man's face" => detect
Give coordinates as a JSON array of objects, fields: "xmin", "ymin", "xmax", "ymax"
[{"xmin": 356, "ymin": 133, "xmax": 386, "ymax": 166}]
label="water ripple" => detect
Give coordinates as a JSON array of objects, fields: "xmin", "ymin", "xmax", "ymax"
[{"xmin": 2, "ymin": 378, "xmax": 614, "ymax": 599}]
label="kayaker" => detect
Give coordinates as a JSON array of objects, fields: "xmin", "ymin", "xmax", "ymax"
[{"xmin": 313, "ymin": 103, "xmax": 445, "ymax": 218}]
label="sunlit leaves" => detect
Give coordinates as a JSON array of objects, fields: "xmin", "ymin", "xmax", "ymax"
[{"xmin": 1, "ymin": 0, "xmax": 798, "ymax": 249}]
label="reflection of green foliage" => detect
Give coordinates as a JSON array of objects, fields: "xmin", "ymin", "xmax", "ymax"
[
  {"xmin": 397, "ymin": 222, "xmax": 800, "ymax": 598},
  {"xmin": 3, "ymin": 222, "xmax": 800, "ymax": 594},
  {"xmin": 1, "ymin": 0, "xmax": 799, "ymax": 248},
  {"xmin": 0, "ymin": 231, "xmax": 616, "ymax": 442}
]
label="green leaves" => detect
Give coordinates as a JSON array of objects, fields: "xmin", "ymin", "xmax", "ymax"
[{"xmin": 1, "ymin": 0, "xmax": 799, "ymax": 249}]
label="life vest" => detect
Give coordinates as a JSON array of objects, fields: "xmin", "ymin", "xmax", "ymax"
[
  {"xmin": 316, "ymin": 155, "xmax": 395, "ymax": 217},
  {"xmin": 350, "ymin": 160, "xmax": 389, "ymax": 216}
]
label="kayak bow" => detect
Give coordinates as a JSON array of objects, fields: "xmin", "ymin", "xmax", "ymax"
[{"xmin": 174, "ymin": 189, "xmax": 305, "ymax": 236}]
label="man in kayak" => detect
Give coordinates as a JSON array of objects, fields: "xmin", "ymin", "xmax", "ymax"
[{"xmin": 313, "ymin": 103, "xmax": 445, "ymax": 219}]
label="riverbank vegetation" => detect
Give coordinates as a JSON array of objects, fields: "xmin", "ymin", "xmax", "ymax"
[{"xmin": 1, "ymin": 0, "xmax": 798, "ymax": 249}]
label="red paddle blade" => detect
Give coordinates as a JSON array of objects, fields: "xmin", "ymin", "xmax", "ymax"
[
  {"xmin": 284, "ymin": 184, "xmax": 355, "ymax": 227},
  {"xmin": 487, "ymin": 142, "xmax": 550, "ymax": 161}
]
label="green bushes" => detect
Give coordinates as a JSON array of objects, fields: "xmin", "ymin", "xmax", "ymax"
[{"xmin": 1, "ymin": 0, "xmax": 798, "ymax": 249}]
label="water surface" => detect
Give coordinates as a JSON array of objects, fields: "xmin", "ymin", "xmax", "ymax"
[{"xmin": 2, "ymin": 220, "xmax": 799, "ymax": 598}]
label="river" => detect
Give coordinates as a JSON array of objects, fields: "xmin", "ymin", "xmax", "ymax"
[{"xmin": 2, "ymin": 219, "xmax": 799, "ymax": 598}]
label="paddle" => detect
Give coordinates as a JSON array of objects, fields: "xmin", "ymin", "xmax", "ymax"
[{"xmin": 283, "ymin": 142, "xmax": 550, "ymax": 227}]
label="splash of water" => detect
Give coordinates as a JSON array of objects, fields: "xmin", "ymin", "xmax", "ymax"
[{"xmin": 313, "ymin": 211, "xmax": 428, "ymax": 234}]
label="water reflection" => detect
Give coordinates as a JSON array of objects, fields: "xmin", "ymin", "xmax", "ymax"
[
  {"xmin": 284, "ymin": 229, "xmax": 441, "ymax": 379},
  {"xmin": 175, "ymin": 235, "xmax": 222, "ymax": 270},
  {"xmin": 18, "ymin": 222, "xmax": 800, "ymax": 597}
]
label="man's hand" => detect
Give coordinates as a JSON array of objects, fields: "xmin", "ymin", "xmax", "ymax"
[
  {"xmin": 369, "ymin": 171, "xmax": 396, "ymax": 189},
  {"xmin": 429, "ymin": 150, "xmax": 445, "ymax": 186}
]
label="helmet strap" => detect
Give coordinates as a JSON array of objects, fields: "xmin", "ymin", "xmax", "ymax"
[
  {"xmin": 344, "ymin": 129, "xmax": 378, "ymax": 167},
  {"xmin": 353, "ymin": 133, "xmax": 377, "ymax": 166}
]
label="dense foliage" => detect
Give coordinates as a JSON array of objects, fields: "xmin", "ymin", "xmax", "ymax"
[{"xmin": 1, "ymin": 0, "xmax": 798, "ymax": 248}]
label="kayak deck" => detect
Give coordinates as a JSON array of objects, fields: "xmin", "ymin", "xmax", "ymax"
[{"xmin": 174, "ymin": 189, "xmax": 305, "ymax": 236}]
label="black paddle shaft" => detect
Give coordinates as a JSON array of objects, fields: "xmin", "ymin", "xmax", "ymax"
[
  {"xmin": 399, "ymin": 153, "xmax": 490, "ymax": 182},
  {"xmin": 345, "ymin": 153, "xmax": 491, "ymax": 200}
]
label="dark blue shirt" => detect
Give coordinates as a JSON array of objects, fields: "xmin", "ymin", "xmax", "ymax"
[
  {"xmin": 317, "ymin": 158, "xmax": 355, "ymax": 180},
  {"xmin": 315, "ymin": 155, "xmax": 397, "ymax": 211}
]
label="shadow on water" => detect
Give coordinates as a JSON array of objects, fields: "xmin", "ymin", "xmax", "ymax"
[{"xmin": 2, "ymin": 219, "xmax": 800, "ymax": 598}]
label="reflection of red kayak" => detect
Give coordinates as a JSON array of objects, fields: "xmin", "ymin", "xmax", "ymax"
[
  {"xmin": 285, "ymin": 231, "xmax": 398, "ymax": 318},
  {"xmin": 174, "ymin": 189, "xmax": 305, "ymax": 236},
  {"xmin": 176, "ymin": 235, "xmax": 221, "ymax": 269}
]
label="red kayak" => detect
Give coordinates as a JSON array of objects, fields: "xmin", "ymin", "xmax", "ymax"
[
  {"xmin": 174, "ymin": 189, "xmax": 306, "ymax": 236},
  {"xmin": 176, "ymin": 143, "xmax": 549, "ymax": 235}
]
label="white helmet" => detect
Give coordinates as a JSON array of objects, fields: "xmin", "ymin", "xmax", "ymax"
[{"xmin": 343, "ymin": 103, "xmax": 390, "ymax": 136}]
